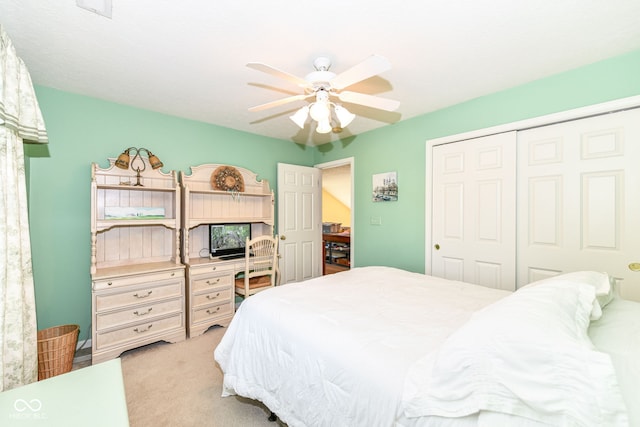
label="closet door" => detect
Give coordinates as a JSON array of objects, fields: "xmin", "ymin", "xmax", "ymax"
[
  {"xmin": 431, "ymin": 132, "xmax": 516, "ymax": 290},
  {"xmin": 517, "ymin": 108, "xmax": 640, "ymax": 301}
]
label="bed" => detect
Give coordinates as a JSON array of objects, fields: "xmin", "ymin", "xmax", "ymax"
[{"xmin": 214, "ymin": 266, "xmax": 639, "ymax": 427}]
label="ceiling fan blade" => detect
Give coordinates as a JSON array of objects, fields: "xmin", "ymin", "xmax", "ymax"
[
  {"xmin": 330, "ymin": 54, "xmax": 392, "ymax": 90},
  {"xmin": 336, "ymin": 91, "xmax": 400, "ymax": 112},
  {"xmin": 247, "ymin": 62, "xmax": 309, "ymax": 88},
  {"xmin": 248, "ymin": 94, "xmax": 312, "ymax": 112}
]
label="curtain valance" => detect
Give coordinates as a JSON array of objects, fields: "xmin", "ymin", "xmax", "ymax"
[{"xmin": 0, "ymin": 25, "xmax": 48, "ymax": 144}]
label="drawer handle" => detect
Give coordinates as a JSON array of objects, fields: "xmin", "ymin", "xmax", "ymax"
[
  {"xmin": 107, "ymin": 282, "xmax": 113, "ymax": 286},
  {"xmin": 206, "ymin": 307, "xmax": 221, "ymax": 315},
  {"xmin": 133, "ymin": 290, "xmax": 153, "ymax": 299},
  {"xmin": 133, "ymin": 308, "xmax": 153, "ymax": 316},
  {"xmin": 133, "ymin": 324, "xmax": 153, "ymax": 333},
  {"xmin": 211, "ymin": 266, "xmax": 217, "ymax": 271},
  {"xmin": 171, "ymin": 272, "xmax": 175, "ymax": 277},
  {"xmin": 206, "ymin": 292, "xmax": 221, "ymax": 300},
  {"xmin": 206, "ymin": 278, "xmax": 221, "ymax": 286}
]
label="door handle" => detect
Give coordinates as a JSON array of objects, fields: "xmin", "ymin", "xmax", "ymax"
[
  {"xmin": 434, "ymin": 243, "xmax": 440, "ymax": 250},
  {"xmin": 280, "ymin": 235, "xmax": 286, "ymax": 240}
]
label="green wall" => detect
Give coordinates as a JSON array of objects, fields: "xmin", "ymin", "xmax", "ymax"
[
  {"xmin": 313, "ymin": 49, "xmax": 640, "ymax": 273},
  {"xmin": 25, "ymin": 88, "xmax": 314, "ymax": 341},
  {"xmin": 25, "ymin": 49, "xmax": 640, "ymax": 341}
]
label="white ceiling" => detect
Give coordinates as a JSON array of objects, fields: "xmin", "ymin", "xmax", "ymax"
[{"xmin": 2, "ymin": 1, "xmax": 640, "ymax": 146}]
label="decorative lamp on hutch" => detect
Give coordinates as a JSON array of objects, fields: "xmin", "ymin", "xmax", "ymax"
[{"xmin": 114, "ymin": 147, "xmax": 163, "ymax": 186}]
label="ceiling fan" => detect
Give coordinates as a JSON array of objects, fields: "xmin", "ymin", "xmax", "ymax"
[{"xmin": 247, "ymin": 55, "xmax": 400, "ymax": 134}]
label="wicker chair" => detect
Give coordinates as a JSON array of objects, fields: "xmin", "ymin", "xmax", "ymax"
[{"xmin": 235, "ymin": 235, "xmax": 279, "ymax": 298}]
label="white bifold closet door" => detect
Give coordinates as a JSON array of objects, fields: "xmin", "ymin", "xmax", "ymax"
[
  {"xmin": 517, "ymin": 108, "xmax": 640, "ymax": 300},
  {"xmin": 431, "ymin": 132, "xmax": 517, "ymax": 291}
]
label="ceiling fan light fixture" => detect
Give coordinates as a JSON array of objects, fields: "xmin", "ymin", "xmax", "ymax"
[
  {"xmin": 248, "ymin": 55, "xmax": 399, "ymax": 138},
  {"xmin": 334, "ymin": 105, "xmax": 355, "ymax": 128},
  {"xmin": 309, "ymin": 101, "xmax": 330, "ymax": 122},
  {"xmin": 316, "ymin": 119, "xmax": 332, "ymax": 134},
  {"xmin": 289, "ymin": 106, "xmax": 309, "ymax": 129}
]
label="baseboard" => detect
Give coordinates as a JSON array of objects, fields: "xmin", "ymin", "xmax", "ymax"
[{"xmin": 74, "ymin": 338, "xmax": 92, "ymax": 364}]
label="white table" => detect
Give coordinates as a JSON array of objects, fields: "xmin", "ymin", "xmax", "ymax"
[{"xmin": 0, "ymin": 359, "xmax": 129, "ymax": 426}]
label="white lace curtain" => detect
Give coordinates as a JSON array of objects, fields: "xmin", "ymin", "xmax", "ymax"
[{"xmin": 0, "ymin": 24, "xmax": 48, "ymax": 391}]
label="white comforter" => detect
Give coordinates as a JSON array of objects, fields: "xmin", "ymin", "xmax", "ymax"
[
  {"xmin": 214, "ymin": 266, "xmax": 509, "ymax": 427},
  {"xmin": 214, "ymin": 267, "xmax": 632, "ymax": 427}
]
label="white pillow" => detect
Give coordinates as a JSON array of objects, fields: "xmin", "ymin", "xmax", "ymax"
[
  {"xmin": 589, "ymin": 298, "xmax": 640, "ymax": 427},
  {"xmin": 525, "ymin": 271, "xmax": 614, "ymax": 320},
  {"xmin": 402, "ymin": 280, "xmax": 628, "ymax": 426}
]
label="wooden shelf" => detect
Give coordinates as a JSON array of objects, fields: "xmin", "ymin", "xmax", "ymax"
[
  {"xmin": 96, "ymin": 183, "xmax": 176, "ymax": 192},
  {"xmin": 92, "ymin": 261, "xmax": 185, "ymax": 281},
  {"xmin": 95, "ymin": 219, "xmax": 178, "ymax": 232},
  {"xmin": 181, "ymin": 164, "xmax": 275, "ymax": 338},
  {"xmin": 90, "ymin": 157, "xmax": 185, "ymax": 364},
  {"xmin": 323, "ymin": 232, "xmax": 351, "ymax": 275},
  {"xmin": 180, "ymin": 164, "xmax": 274, "ymax": 265},
  {"xmin": 185, "ymin": 217, "xmax": 273, "ymax": 229},
  {"xmin": 187, "ymin": 189, "xmax": 271, "ymax": 197}
]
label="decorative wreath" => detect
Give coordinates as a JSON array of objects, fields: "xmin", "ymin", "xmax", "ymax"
[{"xmin": 211, "ymin": 165, "xmax": 245, "ymax": 192}]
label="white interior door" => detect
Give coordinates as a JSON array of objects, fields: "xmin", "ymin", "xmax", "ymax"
[
  {"xmin": 431, "ymin": 132, "xmax": 517, "ymax": 290},
  {"xmin": 277, "ymin": 163, "xmax": 322, "ymax": 284},
  {"xmin": 517, "ymin": 108, "xmax": 640, "ymax": 300}
]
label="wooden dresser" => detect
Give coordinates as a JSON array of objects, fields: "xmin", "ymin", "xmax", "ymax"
[
  {"xmin": 90, "ymin": 158, "xmax": 185, "ymax": 364},
  {"xmin": 181, "ymin": 164, "xmax": 274, "ymax": 338}
]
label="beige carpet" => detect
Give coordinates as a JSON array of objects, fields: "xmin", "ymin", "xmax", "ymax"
[{"xmin": 119, "ymin": 326, "xmax": 285, "ymax": 427}]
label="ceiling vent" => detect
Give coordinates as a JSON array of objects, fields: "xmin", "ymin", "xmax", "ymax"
[{"xmin": 76, "ymin": 0, "xmax": 113, "ymax": 19}]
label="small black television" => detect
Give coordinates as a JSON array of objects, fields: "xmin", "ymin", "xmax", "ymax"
[{"xmin": 209, "ymin": 223, "xmax": 251, "ymax": 258}]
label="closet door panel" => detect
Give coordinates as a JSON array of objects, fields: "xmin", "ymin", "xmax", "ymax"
[
  {"xmin": 582, "ymin": 172, "xmax": 621, "ymax": 250},
  {"xmin": 442, "ymin": 257, "xmax": 464, "ymax": 282},
  {"xmin": 517, "ymin": 108, "xmax": 640, "ymax": 301},
  {"xmin": 528, "ymin": 176, "xmax": 562, "ymax": 246},
  {"xmin": 443, "ymin": 183, "xmax": 463, "ymax": 240},
  {"xmin": 432, "ymin": 132, "xmax": 517, "ymax": 291}
]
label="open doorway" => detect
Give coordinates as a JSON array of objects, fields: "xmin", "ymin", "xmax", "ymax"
[{"xmin": 315, "ymin": 157, "xmax": 354, "ymax": 275}]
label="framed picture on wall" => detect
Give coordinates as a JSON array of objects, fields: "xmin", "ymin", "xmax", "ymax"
[{"xmin": 372, "ymin": 171, "xmax": 398, "ymax": 202}]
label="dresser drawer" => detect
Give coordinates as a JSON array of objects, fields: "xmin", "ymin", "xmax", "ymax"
[
  {"xmin": 189, "ymin": 262, "xmax": 235, "ymax": 277},
  {"xmin": 95, "ymin": 280, "xmax": 183, "ymax": 312},
  {"xmin": 96, "ymin": 298, "xmax": 183, "ymax": 331},
  {"xmin": 192, "ymin": 300, "xmax": 233, "ymax": 324},
  {"xmin": 93, "ymin": 269, "xmax": 183, "ymax": 291},
  {"xmin": 95, "ymin": 313, "xmax": 183, "ymax": 350},
  {"xmin": 192, "ymin": 273, "xmax": 233, "ymax": 293},
  {"xmin": 192, "ymin": 287, "xmax": 233, "ymax": 309}
]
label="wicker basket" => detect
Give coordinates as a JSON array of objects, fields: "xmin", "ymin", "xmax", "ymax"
[{"xmin": 37, "ymin": 324, "xmax": 79, "ymax": 380}]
